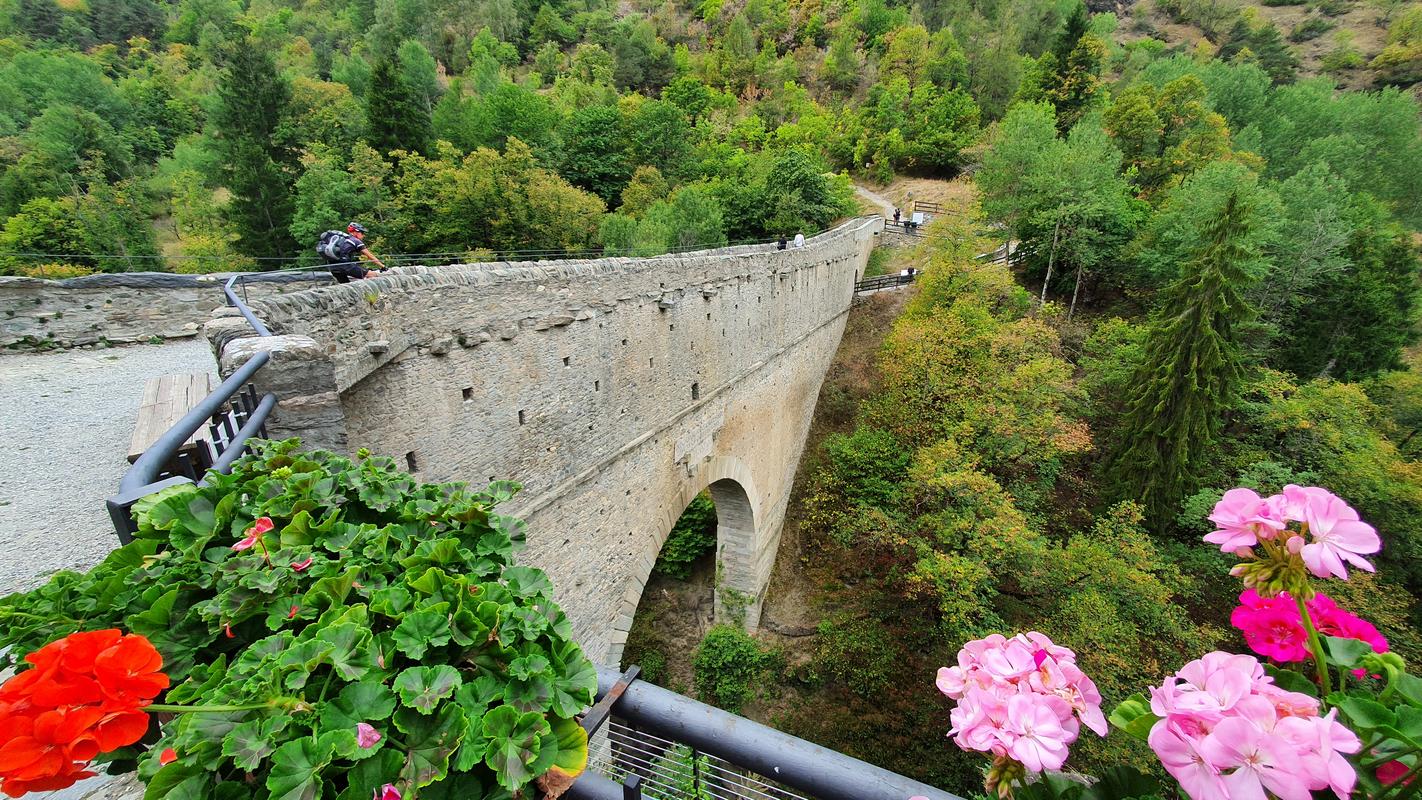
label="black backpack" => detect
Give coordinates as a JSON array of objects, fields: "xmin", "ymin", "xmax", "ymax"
[{"xmin": 316, "ymin": 230, "xmax": 357, "ymax": 261}]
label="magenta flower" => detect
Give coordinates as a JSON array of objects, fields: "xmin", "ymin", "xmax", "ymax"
[
  {"xmin": 1230, "ymin": 591, "xmax": 1310, "ymax": 662},
  {"xmin": 355, "ymin": 723, "xmax": 382, "ymax": 749},
  {"xmin": 1205, "ymin": 489, "xmax": 1285, "ymax": 552},
  {"xmin": 374, "ymin": 785, "xmax": 400, "ymax": 800},
  {"xmin": 232, "ymin": 517, "xmax": 274, "ymax": 551},
  {"xmin": 1301, "ymin": 493, "xmax": 1380, "ymax": 579}
]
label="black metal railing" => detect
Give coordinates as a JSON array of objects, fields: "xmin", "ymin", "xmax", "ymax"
[
  {"xmin": 106, "ymin": 274, "xmax": 279, "ymax": 541},
  {"xmin": 855, "ymin": 270, "xmax": 919, "ymax": 293},
  {"xmin": 568, "ymin": 666, "xmax": 961, "ymax": 800}
]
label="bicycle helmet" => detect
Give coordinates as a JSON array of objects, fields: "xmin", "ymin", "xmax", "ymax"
[{"xmin": 346, "ymin": 222, "xmax": 368, "ymax": 235}]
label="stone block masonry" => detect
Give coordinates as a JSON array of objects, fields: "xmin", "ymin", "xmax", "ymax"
[
  {"xmin": 0, "ymin": 271, "xmax": 331, "ymax": 351},
  {"xmin": 216, "ymin": 217, "xmax": 883, "ymax": 664}
]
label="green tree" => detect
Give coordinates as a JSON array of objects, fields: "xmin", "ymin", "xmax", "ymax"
[
  {"xmin": 210, "ymin": 42, "xmax": 299, "ymax": 260},
  {"xmin": 1108, "ymin": 193, "xmax": 1261, "ymax": 526},
  {"xmin": 558, "ymin": 105, "xmax": 630, "ymax": 202},
  {"xmin": 365, "ymin": 53, "xmax": 434, "ymax": 156}
]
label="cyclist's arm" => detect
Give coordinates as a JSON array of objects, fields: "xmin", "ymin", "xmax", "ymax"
[{"xmin": 359, "ymin": 248, "xmax": 387, "ymax": 270}]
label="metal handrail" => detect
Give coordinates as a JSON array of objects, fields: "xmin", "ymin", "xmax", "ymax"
[
  {"xmin": 855, "ymin": 272, "xmax": 918, "ymax": 293},
  {"xmin": 106, "ymin": 277, "xmax": 281, "ymax": 541},
  {"xmin": 577, "ymin": 666, "xmax": 961, "ymax": 800}
]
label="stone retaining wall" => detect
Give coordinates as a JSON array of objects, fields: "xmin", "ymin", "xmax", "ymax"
[{"xmin": 0, "ymin": 271, "xmax": 331, "ymax": 351}]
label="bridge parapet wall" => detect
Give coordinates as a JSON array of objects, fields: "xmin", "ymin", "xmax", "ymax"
[{"xmin": 214, "ymin": 217, "xmax": 883, "ymax": 661}]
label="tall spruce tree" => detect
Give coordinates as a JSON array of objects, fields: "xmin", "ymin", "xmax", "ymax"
[
  {"xmin": 366, "ymin": 54, "xmax": 434, "ymax": 156},
  {"xmin": 1107, "ymin": 192, "xmax": 1258, "ymax": 526},
  {"xmin": 211, "ymin": 42, "xmax": 299, "ymax": 260}
]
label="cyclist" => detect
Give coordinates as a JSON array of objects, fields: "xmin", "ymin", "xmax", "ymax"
[{"xmin": 316, "ymin": 222, "xmax": 387, "ymax": 283}]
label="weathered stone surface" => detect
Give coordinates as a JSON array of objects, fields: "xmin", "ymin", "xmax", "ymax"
[
  {"xmin": 222, "ymin": 218, "xmax": 883, "ymax": 663},
  {"xmin": 0, "ymin": 271, "xmax": 330, "ymax": 350}
]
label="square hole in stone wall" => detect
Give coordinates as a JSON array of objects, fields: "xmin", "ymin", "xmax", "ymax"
[
  {"xmin": 562, "ymin": 356, "xmax": 571, "ymax": 367},
  {"xmin": 518, "ymin": 410, "xmax": 526, "ymax": 425},
  {"xmin": 692, "ymin": 382, "xmax": 700, "ymax": 400},
  {"xmin": 462, "ymin": 387, "xmax": 473, "ymax": 402},
  {"xmin": 405, "ymin": 451, "xmax": 419, "ymax": 472}
]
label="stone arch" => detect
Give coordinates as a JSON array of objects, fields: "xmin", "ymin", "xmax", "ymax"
[{"xmin": 607, "ymin": 455, "xmax": 762, "ymax": 667}]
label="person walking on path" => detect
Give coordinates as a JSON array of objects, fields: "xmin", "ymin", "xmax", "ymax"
[{"xmin": 317, "ymin": 222, "xmax": 387, "ymax": 283}]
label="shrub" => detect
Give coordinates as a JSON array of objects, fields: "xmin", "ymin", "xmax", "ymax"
[
  {"xmin": 813, "ymin": 615, "xmax": 898, "ymax": 697},
  {"xmin": 654, "ymin": 493, "xmax": 717, "ymax": 580},
  {"xmin": 1289, "ymin": 16, "xmax": 1336, "ymax": 41},
  {"xmin": 691, "ymin": 625, "xmax": 775, "ymax": 713},
  {"xmin": 0, "ymin": 440, "xmax": 597, "ymax": 798}
]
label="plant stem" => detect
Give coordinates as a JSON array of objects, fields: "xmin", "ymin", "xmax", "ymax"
[
  {"xmin": 144, "ymin": 702, "xmax": 272, "ymax": 713},
  {"xmin": 1296, "ymin": 594, "xmax": 1333, "ymax": 698}
]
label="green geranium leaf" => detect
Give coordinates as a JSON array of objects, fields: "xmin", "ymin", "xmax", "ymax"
[
  {"xmin": 320, "ymin": 728, "xmax": 362, "ymax": 760},
  {"xmin": 550, "ymin": 641, "xmax": 598, "ymax": 719},
  {"xmin": 1264, "ymin": 665, "xmax": 1319, "ymax": 698},
  {"xmin": 394, "ymin": 666, "xmax": 463, "ymax": 714},
  {"xmin": 503, "ymin": 566, "xmax": 552, "ymax": 599},
  {"xmin": 221, "ymin": 716, "xmax": 289, "ymax": 770},
  {"xmin": 1340, "ymin": 695, "xmax": 1398, "ymax": 731},
  {"xmin": 371, "ymin": 585, "xmax": 414, "ymax": 617},
  {"xmin": 1397, "ymin": 673, "xmax": 1422, "ymax": 707},
  {"xmin": 393, "ymin": 605, "xmax": 452, "ymax": 660},
  {"xmin": 417, "ymin": 773, "xmax": 485, "ymax": 800},
  {"xmin": 1107, "ymin": 693, "xmax": 1158, "ymax": 741},
  {"xmin": 322, "ymin": 682, "xmax": 399, "ymax": 731},
  {"xmin": 509, "ymin": 654, "xmax": 550, "ymax": 681},
  {"xmin": 319, "ymin": 622, "xmax": 375, "ymax": 681},
  {"xmin": 398, "ymin": 705, "xmax": 467, "ymax": 788},
  {"xmin": 482, "ymin": 705, "xmax": 552, "ymax": 791},
  {"xmin": 266, "ymin": 738, "xmax": 334, "ymax": 800},
  {"xmin": 547, "ymin": 715, "xmax": 590, "ymax": 779},
  {"xmin": 142, "ymin": 761, "xmax": 206, "ymax": 800},
  {"xmin": 279, "ymin": 638, "xmax": 335, "ymax": 689},
  {"xmin": 336, "ymin": 750, "xmax": 403, "ymax": 800},
  {"xmin": 1326, "ymin": 636, "xmax": 1377, "ymax": 668}
]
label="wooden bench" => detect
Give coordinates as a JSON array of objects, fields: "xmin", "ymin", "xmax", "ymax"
[{"xmin": 128, "ymin": 373, "xmax": 216, "ymax": 467}]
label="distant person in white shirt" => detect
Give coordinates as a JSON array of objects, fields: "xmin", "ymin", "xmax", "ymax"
[{"xmin": 793, "ymin": 232, "xmax": 805, "ymax": 248}]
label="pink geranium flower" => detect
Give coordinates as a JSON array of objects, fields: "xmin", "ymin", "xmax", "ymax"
[
  {"xmin": 1147, "ymin": 652, "xmax": 1356, "ymax": 800},
  {"xmin": 232, "ymin": 517, "xmax": 274, "ymax": 551},
  {"xmin": 290, "ymin": 558, "xmax": 314, "ymax": 572},
  {"xmin": 1200, "ymin": 716, "xmax": 1310, "ymax": 800},
  {"xmin": 1004, "ymin": 694, "xmax": 1071, "ymax": 772},
  {"xmin": 356, "ymin": 723, "xmax": 381, "ymax": 749},
  {"xmin": 939, "ymin": 632, "xmax": 1105, "ymax": 780},
  {"xmin": 375, "ymin": 785, "xmax": 401, "ymax": 800},
  {"xmin": 1301, "ymin": 493, "xmax": 1380, "ymax": 579},
  {"xmin": 1231, "ymin": 591, "xmax": 1310, "ymax": 662},
  {"xmin": 1206, "ymin": 489, "xmax": 1285, "ymax": 551}
]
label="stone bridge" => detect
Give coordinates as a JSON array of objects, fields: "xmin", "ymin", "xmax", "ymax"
[{"xmin": 207, "ymin": 217, "xmax": 884, "ymax": 663}]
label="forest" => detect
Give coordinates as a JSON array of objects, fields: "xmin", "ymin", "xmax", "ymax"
[{"xmin": 2, "ymin": 0, "xmax": 1417, "ymax": 275}]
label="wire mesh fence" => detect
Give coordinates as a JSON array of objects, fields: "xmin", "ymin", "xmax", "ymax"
[{"xmin": 587, "ymin": 719, "xmax": 814, "ymax": 800}]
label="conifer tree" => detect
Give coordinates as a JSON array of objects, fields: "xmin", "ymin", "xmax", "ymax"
[
  {"xmin": 365, "ymin": 54, "xmax": 434, "ymax": 156},
  {"xmin": 210, "ymin": 42, "xmax": 299, "ymax": 260},
  {"xmin": 1107, "ymin": 192, "xmax": 1258, "ymax": 526}
]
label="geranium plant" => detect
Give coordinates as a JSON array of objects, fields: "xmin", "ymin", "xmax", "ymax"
[
  {"xmin": 0, "ymin": 440, "xmax": 598, "ymax": 800},
  {"xmin": 936, "ymin": 485, "xmax": 1422, "ymax": 800},
  {"xmin": 936, "ymin": 632, "xmax": 1108, "ymax": 798},
  {"xmin": 1109, "ymin": 485, "xmax": 1422, "ymax": 800}
]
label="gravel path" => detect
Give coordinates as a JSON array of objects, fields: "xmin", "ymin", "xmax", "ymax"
[
  {"xmin": 854, "ymin": 183, "xmax": 897, "ymax": 218},
  {"xmin": 0, "ymin": 339, "xmax": 216, "ymax": 596}
]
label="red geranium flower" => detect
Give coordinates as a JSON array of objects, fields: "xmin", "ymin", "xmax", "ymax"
[{"xmin": 0, "ymin": 631, "xmax": 168, "ymax": 797}]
